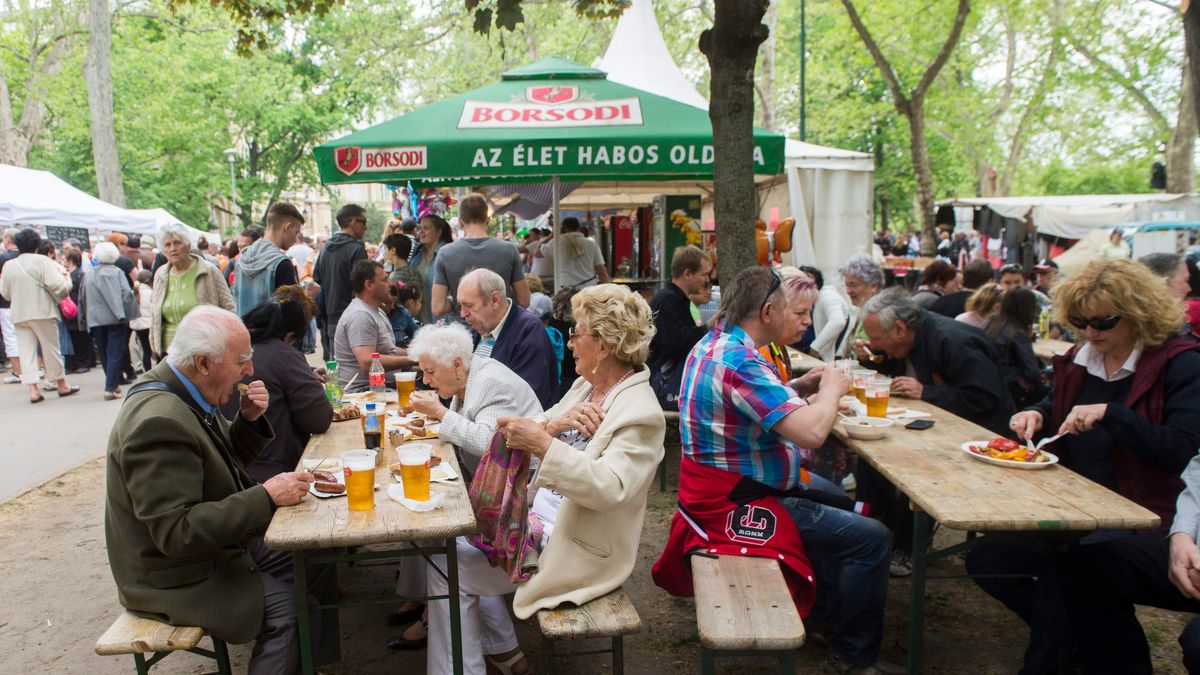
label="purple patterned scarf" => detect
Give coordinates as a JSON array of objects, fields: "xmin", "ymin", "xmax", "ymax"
[{"xmin": 466, "ymin": 431, "xmax": 541, "ymax": 583}]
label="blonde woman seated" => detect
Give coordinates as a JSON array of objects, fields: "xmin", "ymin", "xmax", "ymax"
[
  {"xmin": 386, "ymin": 322, "xmax": 542, "ymax": 654},
  {"xmin": 956, "ymin": 282, "xmax": 1003, "ymax": 328},
  {"xmin": 424, "ymin": 284, "xmax": 665, "ymax": 675}
]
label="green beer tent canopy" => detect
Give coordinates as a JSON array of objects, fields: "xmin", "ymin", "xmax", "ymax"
[{"xmin": 314, "ymin": 57, "xmax": 786, "ymax": 187}]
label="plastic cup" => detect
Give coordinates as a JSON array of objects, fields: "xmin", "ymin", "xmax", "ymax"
[
  {"xmin": 397, "ymin": 444, "xmax": 432, "ymax": 502},
  {"xmin": 852, "ymin": 368, "xmax": 874, "ymax": 403},
  {"xmin": 835, "ymin": 359, "xmax": 857, "ymax": 378},
  {"xmin": 341, "ymin": 449, "xmax": 377, "ymax": 511},
  {"xmin": 396, "ymin": 372, "xmax": 417, "ymax": 408},
  {"xmin": 865, "ymin": 377, "xmax": 891, "ymax": 418}
]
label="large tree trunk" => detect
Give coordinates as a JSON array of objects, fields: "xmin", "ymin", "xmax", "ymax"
[
  {"xmin": 84, "ymin": 0, "xmax": 125, "ymax": 206},
  {"xmin": 1168, "ymin": 59, "xmax": 1196, "ymax": 193},
  {"xmin": 905, "ymin": 103, "xmax": 939, "ymax": 254},
  {"xmin": 756, "ymin": 0, "xmax": 778, "ymax": 131},
  {"xmin": 1188, "ymin": 4, "xmax": 1200, "ymax": 138},
  {"xmin": 701, "ymin": 0, "xmax": 770, "ymax": 288}
]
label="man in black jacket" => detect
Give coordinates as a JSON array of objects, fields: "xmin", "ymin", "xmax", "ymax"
[
  {"xmin": 929, "ymin": 258, "xmax": 993, "ymax": 319},
  {"xmin": 313, "ymin": 204, "xmax": 368, "ymax": 359},
  {"xmin": 861, "ymin": 287, "xmax": 1014, "ymax": 434},
  {"xmin": 647, "ymin": 246, "xmax": 712, "ymax": 411}
]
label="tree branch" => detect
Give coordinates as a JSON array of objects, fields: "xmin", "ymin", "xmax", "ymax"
[
  {"xmin": 839, "ymin": 0, "xmax": 911, "ymax": 113},
  {"xmin": 999, "ymin": 36, "xmax": 1063, "ymax": 194},
  {"xmin": 913, "ymin": 0, "xmax": 971, "ymax": 102},
  {"xmin": 1062, "ymin": 25, "xmax": 1170, "ymax": 132}
]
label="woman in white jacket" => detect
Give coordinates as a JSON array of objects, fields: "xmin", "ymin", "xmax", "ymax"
[{"xmin": 802, "ymin": 265, "xmax": 852, "ymax": 362}]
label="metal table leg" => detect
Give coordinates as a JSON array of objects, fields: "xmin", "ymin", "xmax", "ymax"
[
  {"xmin": 294, "ymin": 550, "xmax": 314, "ymax": 675},
  {"xmin": 446, "ymin": 537, "xmax": 464, "ymax": 675},
  {"xmin": 908, "ymin": 510, "xmax": 932, "ymax": 674}
]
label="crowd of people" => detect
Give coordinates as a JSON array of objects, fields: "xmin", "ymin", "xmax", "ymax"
[{"xmin": 11, "ymin": 206, "xmax": 1200, "ymax": 673}]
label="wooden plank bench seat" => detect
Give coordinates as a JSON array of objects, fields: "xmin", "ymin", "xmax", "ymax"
[
  {"xmin": 96, "ymin": 610, "xmax": 231, "ymax": 674},
  {"xmin": 691, "ymin": 554, "xmax": 805, "ymax": 673},
  {"xmin": 537, "ymin": 588, "xmax": 642, "ymax": 674}
]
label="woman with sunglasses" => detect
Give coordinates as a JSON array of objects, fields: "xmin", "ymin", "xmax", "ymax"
[{"xmin": 968, "ymin": 258, "xmax": 1200, "ymax": 673}]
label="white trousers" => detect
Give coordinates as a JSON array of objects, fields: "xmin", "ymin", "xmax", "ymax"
[
  {"xmin": 0, "ymin": 308, "xmax": 18, "ymax": 358},
  {"xmin": 15, "ymin": 319, "xmax": 61, "ymax": 384},
  {"xmin": 426, "ymin": 536, "xmax": 520, "ymax": 675}
]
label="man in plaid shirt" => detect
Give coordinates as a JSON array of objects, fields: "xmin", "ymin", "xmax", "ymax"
[{"xmin": 678, "ymin": 267, "xmax": 898, "ymax": 674}]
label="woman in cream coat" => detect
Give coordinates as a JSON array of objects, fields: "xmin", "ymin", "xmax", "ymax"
[{"xmin": 425, "ymin": 284, "xmax": 665, "ymax": 675}]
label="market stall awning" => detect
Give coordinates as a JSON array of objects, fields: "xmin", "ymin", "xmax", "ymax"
[
  {"xmin": 0, "ymin": 164, "xmax": 160, "ymax": 232},
  {"xmin": 939, "ymin": 193, "xmax": 1200, "ymax": 239},
  {"xmin": 314, "ymin": 57, "xmax": 786, "ymax": 187}
]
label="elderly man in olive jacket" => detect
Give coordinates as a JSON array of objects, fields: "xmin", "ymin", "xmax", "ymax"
[{"xmin": 104, "ymin": 306, "xmax": 335, "ymax": 674}]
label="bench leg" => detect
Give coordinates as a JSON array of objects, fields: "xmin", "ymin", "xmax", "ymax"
[
  {"xmin": 612, "ymin": 635, "xmax": 624, "ymax": 675},
  {"xmin": 540, "ymin": 635, "xmax": 556, "ymax": 674},
  {"xmin": 212, "ymin": 637, "xmax": 232, "ymax": 675},
  {"xmin": 132, "ymin": 653, "xmax": 150, "ymax": 675},
  {"xmin": 778, "ymin": 649, "xmax": 796, "ymax": 672},
  {"xmin": 657, "ymin": 456, "xmax": 666, "ymax": 492},
  {"xmin": 700, "ymin": 646, "xmax": 714, "ymax": 675}
]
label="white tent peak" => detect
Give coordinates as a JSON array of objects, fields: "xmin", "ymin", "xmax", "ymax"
[{"xmin": 594, "ymin": 0, "xmax": 709, "ymax": 110}]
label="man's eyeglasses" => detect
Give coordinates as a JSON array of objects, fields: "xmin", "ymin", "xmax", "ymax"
[
  {"xmin": 760, "ymin": 270, "xmax": 782, "ymax": 314},
  {"xmin": 1068, "ymin": 314, "xmax": 1121, "ymax": 331}
]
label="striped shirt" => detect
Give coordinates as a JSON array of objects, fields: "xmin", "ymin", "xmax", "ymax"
[{"xmin": 680, "ymin": 324, "xmax": 807, "ymax": 490}]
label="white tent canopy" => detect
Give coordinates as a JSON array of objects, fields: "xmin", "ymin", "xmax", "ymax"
[
  {"xmin": 939, "ymin": 193, "xmax": 1200, "ymax": 240},
  {"xmin": 0, "ymin": 164, "xmax": 159, "ymax": 233},
  {"xmin": 593, "ymin": 0, "xmax": 875, "ymax": 278}
]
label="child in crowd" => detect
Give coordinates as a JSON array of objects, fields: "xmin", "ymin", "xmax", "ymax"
[{"xmin": 387, "ymin": 280, "xmax": 422, "ymax": 348}]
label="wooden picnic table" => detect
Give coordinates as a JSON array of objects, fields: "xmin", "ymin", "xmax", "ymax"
[
  {"xmin": 1033, "ymin": 338, "xmax": 1074, "ymax": 361},
  {"xmin": 265, "ymin": 402, "xmax": 477, "ymax": 674},
  {"xmin": 787, "ymin": 348, "xmax": 825, "ymax": 374},
  {"xmin": 832, "ymin": 398, "xmax": 1158, "ymax": 673}
]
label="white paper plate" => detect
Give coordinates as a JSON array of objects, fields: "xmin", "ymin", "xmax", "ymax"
[
  {"xmin": 960, "ymin": 441, "xmax": 1059, "ymax": 470},
  {"xmin": 309, "ymin": 470, "xmax": 347, "ymax": 498},
  {"xmin": 387, "ymin": 483, "xmax": 445, "ymax": 511}
]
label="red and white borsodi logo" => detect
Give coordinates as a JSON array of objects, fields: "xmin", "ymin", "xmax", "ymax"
[
  {"xmin": 334, "ymin": 146, "xmax": 361, "ymax": 176},
  {"xmin": 527, "ymin": 85, "xmax": 578, "ymax": 105}
]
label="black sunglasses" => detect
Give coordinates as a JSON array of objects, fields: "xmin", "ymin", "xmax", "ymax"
[
  {"xmin": 1069, "ymin": 314, "xmax": 1121, "ymax": 331},
  {"xmin": 999, "ymin": 264, "xmax": 1024, "ymax": 275},
  {"xmin": 759, "ymin": 270, "xmax": 782, "ymax": 314}
]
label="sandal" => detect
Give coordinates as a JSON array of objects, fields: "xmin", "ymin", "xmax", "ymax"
[
  {"xmin": 486, "ymin": 650, "xmax": 528, "ymax": 675},
  {"xmin": 30, "ymin": 394, "xmax": 45, "ymax": 404},
  {"xmin": 386, "ymin": 618, "xmax": 428, "ymax": 651},
  {"xmin": 57, "ymin": 385, "xmax": 80, "ymax": 398}
]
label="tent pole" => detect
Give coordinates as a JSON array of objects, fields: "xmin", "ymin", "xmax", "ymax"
[{"xmin": 552, "ymin": 176, "xmax": 562, "ymax": 293}]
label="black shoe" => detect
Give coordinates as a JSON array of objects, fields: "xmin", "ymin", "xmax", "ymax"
[
  {"xmin": 386, "ymin": 606, "xmax": 424, "ymax": 626},
  {"xmin": 387, "ymin": 620, "xmax": 428, "ymax": 651}
]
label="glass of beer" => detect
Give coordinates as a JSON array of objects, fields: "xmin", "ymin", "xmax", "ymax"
[
  {"xmin": 852, "ymin": 369, "xmax": 874, "ymax": 403},
  {"xmin": 865, "ymin": 377, "xmax": 891, "ymax": 418},
  {"xmin": 396, "ymin": 371, "xmax": 417, "ymax": 408},
  {"xmin": 397, "ymin": 444, "xmax": 432, "ymax": 502},
  {"xmin": 341, "ymin": 450, "xmax": 377, "ymax": 511}
]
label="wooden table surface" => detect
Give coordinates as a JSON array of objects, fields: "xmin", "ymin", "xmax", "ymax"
[
  {"xmin": 787, "ymin": 348, "xmax": 825, "ymax": 374},
  {"xmin": 833, "ymin": 399, "xmax": 1159, "ymax": 532},
  {"xmin": 265, "ymin": 410, "xmax": 477, "ymax": 551},
  {"xmin": 1032, "ymin": 338, "xmax": 1074, "ymax": 361}
]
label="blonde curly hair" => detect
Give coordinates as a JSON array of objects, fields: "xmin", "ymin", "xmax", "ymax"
[
  {"xmin": 1053, "ymin": 258, "xmax": 1185, "ymax": 348},
  {"xmin": 572, "ymin": 283, "xmax": 656, "ymax": 366}
]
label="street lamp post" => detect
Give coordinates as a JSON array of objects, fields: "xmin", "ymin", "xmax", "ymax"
[{"xmin": 223, "ymin": 148, "xmax": 238, "ymax": 236}]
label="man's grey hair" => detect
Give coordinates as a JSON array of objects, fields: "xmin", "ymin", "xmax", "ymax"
[
  {"xmin": 167, "ymin": 306, "xmax": 245, "ymax": 368},
  {"xmin": 407, "ymin": 323, "xmax": 475, "ymax": 370},
  {"xmin": 1139, "ymin": 252, "xmax": 1183, "ymax": 279},
  {"xmin": 2, "ymin": 227, "xmax": 19, "ymax": 243},
  {"xmin": 463, "ymin": 268, "xmax": 505, "ymax": 299},
  {"xmin": 157, "ymin": 221, "xmax": 194, "ymax": 249},
  {"xmin": 839, "ymin": 253, "xmax": 885, "ymax": 288},
  {"xmin": 861, "ymin": 287, "xmax": 922, "ymax": 329}
]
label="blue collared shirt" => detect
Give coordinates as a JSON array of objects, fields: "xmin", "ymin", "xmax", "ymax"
[{"xmin": 168, "ymin": 363, "xmax": 216, "ymax": 416}]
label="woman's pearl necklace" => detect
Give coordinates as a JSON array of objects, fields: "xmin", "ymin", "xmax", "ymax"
[{"xmin": 588, "ymin": 368, "xmax": 635, "ymax": 406}]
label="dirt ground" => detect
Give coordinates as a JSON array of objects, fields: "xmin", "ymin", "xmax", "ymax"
[{"xmin": 0, "ymin": 450, "xmax": 1192, "ymax": 674}]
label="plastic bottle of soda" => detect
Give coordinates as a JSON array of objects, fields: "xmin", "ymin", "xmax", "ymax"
[
  {"xmin": 324, "ymin": 360, "xmax": 342, "ymax": 406},
  {"xmin": 363, "ymin": 402, "xmax": 383, "ymax": 449},
  {"xmin": 369, "ymin": 353, "xmax": 386, "ymax": 394}
]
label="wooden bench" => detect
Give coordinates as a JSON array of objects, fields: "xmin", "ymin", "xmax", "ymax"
[
  {"xmin": 658, "ymin": 410, "xmax": 682, "ymax": 492},
  {"xmin": 95, "ymin": 610, "xmax": 231, "ymax": 675},
  {"xmin": 537, "ymin": 588, "xmax": 642, "ymax": 674},
  {"xmin": 691, "ymin": 554, "xmax": 805, "ymax": 674}
]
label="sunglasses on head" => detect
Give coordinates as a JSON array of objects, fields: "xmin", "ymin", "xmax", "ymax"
[
  {"xmin": 760, "ymin": 270, "xmax": 782, "ymax": 313},
  {"xmin": 1068, "ymin": 314, "xmax": 1121, "ymax": 331}
]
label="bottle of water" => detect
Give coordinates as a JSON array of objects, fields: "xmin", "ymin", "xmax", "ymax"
[
  {"xmin": 324, "ymin": 360, "xmax": 342, "ymax": 406},
  {"xmin": 369, "ymin": 353, "xmax": 386, "ymax": 394}
]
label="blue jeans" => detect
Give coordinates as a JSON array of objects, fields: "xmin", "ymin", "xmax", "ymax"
[
  {"xmin": 781, "ymin": 496, "xmax": 892, "ymax": 666},
  {"xmin": 92, "ymin": 323, "xmax": 127, "ymax": 393}
]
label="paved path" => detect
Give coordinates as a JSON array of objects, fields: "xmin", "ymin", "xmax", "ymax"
[{"xmin": 0, "ymin": 365, "xmax": 121, "ymax": 503}]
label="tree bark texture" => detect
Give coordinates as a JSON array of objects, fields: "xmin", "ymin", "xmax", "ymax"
[
  {"xmin": 701, "ymin": 0, "xmax": 769, "ymax": 289},
  {"xmin": 0, "ymin": 10, "xmax": 74, "ymax": 167},
  {"xmin": 1168, "ymin": 58, "xmax": 1196, "ymax": 193},
  {"xmin": 1188, "ymin": 3, "xmax": 1200, "ymax": 140},
  {"xmin": 841, "ymin": 0, "xmax": 970, "ymax": 255},
  {"xmin": 84, "ymin": 0, "xmax": 126, "ymax": 206}
]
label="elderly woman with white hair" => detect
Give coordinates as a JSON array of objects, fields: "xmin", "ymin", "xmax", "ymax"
[
  {"xmin": 151, "ymin": 222, "xmax": 234, "ymax": 360},
  {"xmin": 838, "ymin": 253, "xmax": 886, "ymax": 360},
  {"xmin": 79, "ymin": 242, "xmax": 140, "ymax": 400},
  {"xmin": 384, "ymin": 321, "xmax": 542, "ymax": 656}
]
